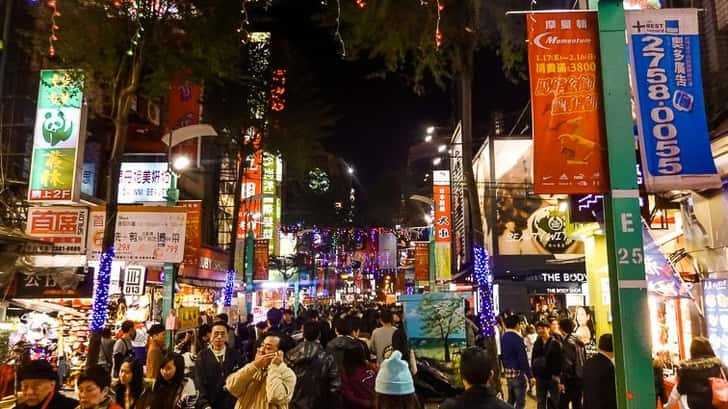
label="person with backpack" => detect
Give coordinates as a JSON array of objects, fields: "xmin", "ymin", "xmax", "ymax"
[
  {"xmin": 113, "ymin": 321, "xmax": 137, "ymax": 378},
  {"xmin": 558, "ymin": 318, "xmax": 585, "ymax": 409}
]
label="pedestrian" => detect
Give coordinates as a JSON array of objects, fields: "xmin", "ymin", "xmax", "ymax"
[
  {"xmin": 286, "ymin": 321, "xmax": 342, "ymax": 409},
  {"xmin": 371, "ymin": 310, "xmax": 397, "ymax": 365},
  {"xmin": 197, "ymin": 323, "xmax": 211, "ymax": 352},
  {"xmin": 140, "ymin": 352, "xmax": 197, "ymax": 409},
  {"xmin": 194, "ymin": 320, "xmax": 243, "ymax": 409},
  {"xmin": 558, "ymin": 319, "xmax": 585, "ymax": 409},
  {"xmin": 327, "ymin": 317, "xmax": 363, "ymax": 370},
  {"xmin": 439, "ymin": 346, "xmax": 513, "ymax": 409},
  {"xmin": 113, "ymin": 357, "xmax": 145, "ymax": 409},
  {"xmin": 341, "ymin": 343, "xmax": 376, "ymax": 409},
  {"xmin": 145, "ymin": 324, "xmax": 166, "ymax": 379},
  {"xmin": 76, "ymin": 365, "xmax": 122, "ymax": 409},
  {"xmin": 14, "ymin": 359, "xmax": 78, "ymax": 409},
  {"xmin": 374, "ymin": 351, "xmax": 421, "ymax": 409},
  {"xmin": 225, "ymin": 334, "xmax": 297, "ymax": 409},
  {"xmin": 281, "ymin": 309, "xmax": 298, "ymax": 336},
  {"xmin": 216, "ymin": 313, "xmax": 239, "ymax": 351},
  {"xmin": 113, "ymin": 321, "xmax": 136, "ymax": 378},
  {"xmin": 531, "ymin": 321, "xmax": 561, "ymax": 409},
  {"xmin": 389, "ymin": 328, "xmax": 417, "ymax": 375},
  {"xmin": 98, "ymin": 328, "xmax": 115, "ymax": 373},
  {"xmin": 582, "ymin": 334, "xmax": 616, "ymax": 409},
  {"xmin": 524, "ymin": 325, "xmax": 537, "ymax": 364},
  {"xmin": 549, "ymin": 317, "xmax": 563, "ymax": 343},
  {"xmin": 260, "ymin": 308, "xmax": 296, "ymax": 352},
  {"xmin": 501, "ymin": 315, "xmax": 534, "ymax": 409},
  {"xmin": 665, "ymin": 336, "xmax": 725, "ymax": 409}
]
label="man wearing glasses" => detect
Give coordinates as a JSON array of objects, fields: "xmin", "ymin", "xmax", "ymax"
[
  {"xmin": 226, "ymin": 335, "xmax": 296, "ymax": 409},
  {"xmin": 195, "ymin": 321, "xmax": 244, "ymax": 409}
]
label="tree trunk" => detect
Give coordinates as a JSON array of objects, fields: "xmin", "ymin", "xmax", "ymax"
[{"xmin": 443, "ymin": 335, "xmax": 450, "ymax": 362}]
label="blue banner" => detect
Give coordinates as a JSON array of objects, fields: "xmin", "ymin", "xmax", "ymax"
[
  {"xmin": 627, "ymin": 9, "xmax": 721, "ymax": 192},
  {"xmin": 703, "ymin": 279, "xmax": 728, "ymax": 366}
]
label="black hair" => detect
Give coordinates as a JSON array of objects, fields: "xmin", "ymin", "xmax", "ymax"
[
  {"xmin": 150, "ymin": 352, "xmax": 186, "ymax": 409},
  {"xmin": 101, "ymin": 328, "xmax": 112, "ymax": 338},
  {"xmin": 114, "ymin": 357, "xmax": 144, "ymax": 406},
  {"xmin": 391, "ymin": 328, "xmax": 411, "ymax": 362},
  {"xmin": 121, "ymin": 320, "xmax": 135, "ymax": 334},
  {"xmin": 598, "ymin": 333, "xmax": 614, "ymax": 353},
  {"xmin": 303, "ymin": 321, "xmax": 320, "ymax": 342},
  {"xmin": 459, "ymin": 347, "xmax": 492, "ymax": 386},
  {"xmin": 198, "ymin": 323, "xmax": 211, "ymax": 338},
  {"xmin": 77, "ymin": 365, "xmax": 111, "ymax": 390},
  {"xmin": 216, "ymin": 313, "xmax": 229, "ymax": 323},
  {"xmin": 380, "ymin": 310, "xmax": 393, "ymax": 324},
  {"xmin": 334, "ymin": 317, "xmax": 353, "ymax": 336},
  {"xmin": 342, "ymin": 343, "xmax": 368, "ymax": 376},
  {"xmin": 536, "ymin": 321, "xmax": 550, "ymax": 328},
  {"xmin": 559, "ymin": 318, "xmax": 575, "ymax": 335},
  {"xmin": 690, "ymin": 336, "xmax": 717, "ymax": 359},
  {"xmin": 267, "ymin": 308, "xmax": 283, "ymax": 327},
  {"xmin": 504, "ymin": 314, "xmax": 521, "ymax": 329},
  {"xmin": 211, "ymin": 320, "xmax": 228, "ymax": 332}
]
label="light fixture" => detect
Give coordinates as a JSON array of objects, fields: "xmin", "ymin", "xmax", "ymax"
[
  {"xmin": 559, "ymin": 201, "xmax": 569, "ymax": 212},
  {"xmin": 424, "ymin": 135, "xmax": 433, "ymax": 143},
  {"xmin": 426, "ymin": 126, "xmax": 435, "ymax": 135},
  {"xmin": 424, "ymin": 214, "xmax": 433, "ymax": 224},
  {"xmin": 172, "ymin": 156, "xmax": 191, "ymax": 172},
  {"xmin": 347, "ymin": 166, "xmax": 354, "ymax": 175},
  {"xmin": 432, "ymin": 157, "xmax": 442, "ymax": 165},
  {"xmin": 438, "ymin": 144, "xmax": 447, "ymax": 153}
]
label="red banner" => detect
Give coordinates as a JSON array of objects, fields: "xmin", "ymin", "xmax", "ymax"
[
  {"xmin": 167, "ymin": 74, "xmax": 202, "ymax": 166},
  {"xmin": 237, "ymin": 150, "xmax": 263, "ymax": 240},
  {"xmin": 253, "ymin": 239, "xmax": 269, "ymax": 281},
  {"xmin": 528, "ymin": 12, "xmax": 608, "ymax": 194},
  {"xmin": 180, "ymin": 201, "xmax": 202, "ymax": 268},
  {"xmin": 414, "ymin": 242, "xmax": 430, "ymax": 282}
]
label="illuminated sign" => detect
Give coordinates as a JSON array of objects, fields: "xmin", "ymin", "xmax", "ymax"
[{"xmin": 118, "ymin": 162, "xmax": 172, "ymax": 203}]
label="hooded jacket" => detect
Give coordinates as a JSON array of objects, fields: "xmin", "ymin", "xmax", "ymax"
[
  {"xmin": 677, "ymin": 356, "xmax": 725, "ymax": 409},
  {"xmin": 286, "ymin": 341, "xmax": 341, "ymax": 409}
]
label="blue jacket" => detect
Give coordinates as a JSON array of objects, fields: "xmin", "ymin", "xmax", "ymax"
[{"xmin": 500, "ymin": 330, "xmax": 533, "ymax": 378}]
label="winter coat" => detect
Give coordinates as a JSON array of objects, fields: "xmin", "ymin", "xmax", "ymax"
[
  {"xmin": 532, "ymin": 336, "xmax": 562, "ymax": 380},
  {"xmin": 560, "ymin": 334, "xmax": 586, "ymax": 384},
  {"xmin": 194, "ymin": 347, "xmax": 243, "ymax": 409},
  {"xmin": 439, "ymin": 385, "xmax": 513, "ymax": 409},
  {"xmin": 13, "ymin": 390, "xmax": 78, "ymax": 409},
  {"xmin": 677, "ymin": 356, "xmax": 725, "ymax": 409},
  {"xmin": 326, "ymin": 336, "xmax": 364, "ymax": 370},
  {"xmin": 286, "ymin": 341, "xmax": 342, "ymax": 409},
  {"xmin": 341, "ymin": 365, "xmax": 375, "ymax": 409},
  {"xmin": 225, "ymin": 362, "xmax": 297, "ymax": 409}
]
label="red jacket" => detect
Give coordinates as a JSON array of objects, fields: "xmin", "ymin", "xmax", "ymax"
[{"xmin": 341, "ymin": 365, "xmax": 376, "ymax": 409}]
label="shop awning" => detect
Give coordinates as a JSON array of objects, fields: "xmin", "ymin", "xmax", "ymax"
[{"xmin": 9, "ymin": 298, "xmax": 87, "ymax": 318}]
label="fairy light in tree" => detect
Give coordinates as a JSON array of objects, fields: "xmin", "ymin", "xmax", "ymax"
[
  {"xmin": 334, "ymin": 0, "xmax": 346, "ymax": 57},
  {"xmin": 271, "ymin": 69, "xmax": 286, "ymax": 112},
  {"xmin": 355, "ymin": 0, "xmax": 366, "ymax": 8},
  {"xmin": 90, "ymin": 247, "xmax": 115, "ymax": 331},
  {"xmin": 237, "ymin": 0, "xmax": 250, "ymax": 44},
  {"xmin": 474, "ymin": 245, "xmax": 496, "ymax": 337},
  {"xmin": 47, "ymin": 0, "xmax": 60, "ymax": 56},
  {"xmin": 435, "ymin": 0, "xmax": 443, "ymax": 48}
]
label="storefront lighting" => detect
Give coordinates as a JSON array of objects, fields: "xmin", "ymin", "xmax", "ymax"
[
  {"xmin": 432, "ymin": 157, "xmax": 442, "ymax": 166},
  {"xmin": 260, "ymin": 281, "xmax": 289, "ymax": 289},
  {"xmin": 437, "ymin": 144, "xmax": 447, "ymax": 153},
  {"xmin": 426, "ymin": 126, "xmax": 435, "ymax": 135},
  {"xmin": 424, "ymin": 134, "xmax": 433, "ymax": 143},
  {"xmin": 90, "ymin": 247, "xmax": 115, "ymax": 332},
  {"xmin": 559, "ymin": 201, "xmax": 569, "ymax": 212}
]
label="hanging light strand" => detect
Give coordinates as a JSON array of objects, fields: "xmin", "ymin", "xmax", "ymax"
[
  {"xmin": 474, "ymin": 245, "xmax": 496, "ymax": 337},
  {"xmin": 237, "ymin": 0, "xmax": 250, "ymax": 44},
  {"xmin": 47, "ymin": 0, "xmax": 60, "ymax": 56},
  {"xmin": 90, "ymin": 247, "xmax": 115, "ymax": 332},
  {"xmin": 435, "ymin": 0, "xmax": 443, "ymax": 48},
  {"xmin": 334, "ymin": 0, "xmax": 346, "ymax": 57}
]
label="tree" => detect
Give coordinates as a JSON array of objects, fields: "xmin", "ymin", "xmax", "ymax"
[
  {"xmin": 416, "ymin": 293, "xmax": 465, "ymax": 362},
  {"xmin": 29, "ymin": 0, "xmax": 243, "ymax": 368}
]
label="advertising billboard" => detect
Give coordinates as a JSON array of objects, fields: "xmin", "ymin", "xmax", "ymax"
[
  {"xmin": 26, "ymin": 206, "xmax": 88, "ymax": 254},
  {"xmin": 118, "ymin": 162, "xmax": 172, "ymax": 203}
]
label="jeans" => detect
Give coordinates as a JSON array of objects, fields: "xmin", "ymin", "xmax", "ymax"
[
  {"xmin": 507, "ymin": 374, "xmax": 528, "ymax": 409},
  {"xmin": 559, "ymin": 382, "xmax": 582, "ymax": 409},
  {"xmin": 536, "ymin": 378, "xmax": 560, "ymax": 409}
]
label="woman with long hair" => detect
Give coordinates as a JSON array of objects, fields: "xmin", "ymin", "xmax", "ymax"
[
  {"xmin": 666, "ymin": 337, "xmax": 725, "ymax": 409},
  {"xmin": 141, "ymin": 352, "xmax": 197, "ymax": 409},
  {"xmin": 390, "ymin": 328, "xmax": 417, "ymax": 376},
  {"xmin": 374, "ymin": 351, "xmax": 421, "ymax": 409},
  {"xmin": 341, "ymin": 343, "xmax": 376, "ymax": 409},
  {"xmin": 113, "ymin": 357, "xmax": 144, "ymax": 409}
]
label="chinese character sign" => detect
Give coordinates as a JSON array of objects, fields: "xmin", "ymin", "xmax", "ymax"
[
  {"xmin": 26, "ymin": 206, "xmax": 88, "ymax": 254},
  {"xmin": 87, "ymin": 206, "xmax": 187, "ymax": 263},
  {"xmin": 122, "ymin": 266, "xmax": 146, "ymax": 295},
  {"xmin": 414, "ymin": 242, "xmax": 430, "ymax": 282},
  {"xmin": 118, "ymin": 162, "xmax": 173, "ymax": 203},
  {"xmin": 253, "ymin": 239, "xmax": 269, "ymax": 281},
  {"xmin": 28, "ymin": 70, "xmax": 86, "ymax": 202},
  {"xmin": 527, "ymin": 12, "xmax": 609, "ymax": 194},
  {"xmin": 433, "ymin": 171, "xmax": 452, "ymax": 280},
  {"xmin": 626, "ymin": 9, "xmax": 721, "ymax": 192}
]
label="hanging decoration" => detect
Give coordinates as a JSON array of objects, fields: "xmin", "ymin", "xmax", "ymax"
[
  {"xmin": 46, "ymin": 0, "xmax": 60, "ymax": 56},
  {"xmin": 334, "ymin": 0, "xmax": 346, "ymax": 57},
  {"xmin": 434, "ymin": 0, "xmax": 443, "ymax": 48},
  {"xmin": 223, "ymin": 269, "xmax": 235, "ymax": 307},
  {"xmin": 90, "ymin": 247, "xmax": 115, "ymax": 332},
  {"xmin": 474, "ymin": 245, "xmax": 496, "ymax": 337}
]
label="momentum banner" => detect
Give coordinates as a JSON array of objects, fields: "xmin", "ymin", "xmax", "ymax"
[
  {"xmin": 527, "ymin": 12, "xmax": 608, "ymax": 194},
  {"xmin": 626, "ymin": 9, "xmax": 720, "ymax": 192}
]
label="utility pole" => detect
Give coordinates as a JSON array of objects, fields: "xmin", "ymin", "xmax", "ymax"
[{"xmin": 591, "ymin": 0, "xmax": 656, "ymax": 408}]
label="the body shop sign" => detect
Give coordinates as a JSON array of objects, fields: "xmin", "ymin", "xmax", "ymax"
[{"xmin": 28, "ymin": 70, "xmax": 86, "ymax": 202}]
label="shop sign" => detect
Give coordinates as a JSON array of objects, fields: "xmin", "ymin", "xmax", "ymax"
[
  {"xmin": 703, "ymin": 279, "xmax": 728, "ymax": 366},
  {"xmin": 627, "ymin": 9, "xmax": 721, "ymax": 192},
  {"xmin": 11, "ymin": 267, "xmax": 92, "ymax": 298},
  {"xmin": 178, "ymin": 306, "xmax": 199, "ymax": 330},
  {"xmin": 26, "ymin": 206, "xmax": 88, "ymax": 254},
  {"xmin": 168, "ymin": 75, "xmax": 202, "ymax": 168},
  {"xmin": 122, "ymin": 265, "xmax": 146, "ymax": 295},
  {"xmin": 414, "ymin": 242, "xmax": 430, "ymax": 282},
  {"xmin": 539, "ymin": 272, "xmax": 587, "ymax": 283},
  {"xmin": 87, "ymin": 206, "xmax": 187, "ymax": 263},
  {"xmin": 118, "ymin": 162, "xmax": 172, "ymax": 203},
  {"xmin": 433, "ymin": 171, "xmax": 451, "ymax": 247},
  {"xmin": 527, "ymin": 12, "xmax": 608, "ymax": 194},
  {"xmin": 261, "ymin": 152, "xmax": 282, "ymax": 254},
  {"xmin": 253, "ymin": 239, "xmax": 269, "ymax": 281},
  {"xmin": 237, "ymin": 150, "xmax": 262, "ymax": 240},
  {"xmin": 180, "ymin": 201, "xmax": 202, "ymax": 267},
  {"xmin": 28, "ymin": 70, "xmax": 87, "ymax": 203}
]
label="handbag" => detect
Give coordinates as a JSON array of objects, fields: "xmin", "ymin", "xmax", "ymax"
[{"xmin": 710, "ymin": 367, "xmax": 728, "ymax": 409}]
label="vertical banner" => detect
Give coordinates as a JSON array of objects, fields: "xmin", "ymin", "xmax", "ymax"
[
  {"xmin": 704, "ymin": 279, "xmax": 728, "ymax": 367},
  {"xmin": 414, "ymin": 242, "xmax": 430, "ymax": 282},
  {"xmin": 28, "ymin": 70, "xmax": 86, "ymax": 202},
  {"xmin": 528, "ymin": 12, "xmax": 608, "ymax": 194},
  {"xmin": 253, "ymin": 239, "xmax": 269, "ymax": 281},
  {"xmin": 167, "ymin": 75, "xmax": 202, "ymax": 167},
  {"xmin": 626, "ymin": 9, "xmax": 721, "ymax": 192},
  {"xmin": 433, "ymin": 171, "xmax": 452, "ymax": 280}
]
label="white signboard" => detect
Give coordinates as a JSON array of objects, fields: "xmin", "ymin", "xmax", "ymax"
[
  {"xmin": 118, "ymin": 162, "xmax": 172, "ymax": 203},
  {"xmin": 123, "ymin": 265, "xmax": 147, "ymax": 295},
  {"xmin": 26, "ymin": 207, "xmax": 88, "ymax": 254},
  {"xmin": 87, "ymin": 207, "xmax": 187, "ymax": 263}
]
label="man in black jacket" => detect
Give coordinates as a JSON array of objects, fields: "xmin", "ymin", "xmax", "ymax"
[
  {"xmin": 14, "ymin": 360, "xmax": 78, "ymax": 409},
  {"xmin": 532, "ymin": 321, "xmax": 562, "ymax": 409},
  {"xmin": 558, "ymin": 319, "xmax": 586, "ymax": 409},
  {"xmin": 440, "ymin": 347, "xmax": 513, "ymax": 409},
  {"xmin": 260, "ymin": 308, "xmax": 296, "ymax": 352},
  {"xmin": 195, "ymin": 321, "xmax": 244, "ymax": 409},
  {"xmin": 286, "ymin": 321, "xmax": 342, "ymax": 409},
  {"xmin": 582, "ymin": 334, "xmax": 616, "ymax": 409}
]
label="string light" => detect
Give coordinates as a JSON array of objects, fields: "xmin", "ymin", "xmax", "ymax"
[
  {"xmin": 474, "ymin": 245, "xmax": 496, "ymax": 337},
  {"xmin": 355, "ymin": 0, "xmax": 366, "ymax": 8},
  {"xmin": 334, "ymin": 0, "xmax": 346, "ymax": 57},
  {"xmin": 237, "ymin": 0, "xmax": 250, "ymax": 44},
  {"xmin": 90, "ymin": 247, "xmax": 115, "ymax": 332},
  {"xmin": 435, "ymin": 0, "xmax": 443, "ymax": 48},
  {"xmin": 223, "ymin": 269, "xmax": 235, "ymax": 307},
  {"xmin": 47, "ymin": 0, "xmax": 60, "ymax": 56}
]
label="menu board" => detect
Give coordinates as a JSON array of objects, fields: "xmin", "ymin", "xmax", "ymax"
[{"xmin": 703, "ymin": 279, "xmax": 728, "ymax": 363}]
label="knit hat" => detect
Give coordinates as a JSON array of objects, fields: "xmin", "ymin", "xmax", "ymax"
[
  {"xmin": 375, "ymin": 351, "xmax": 415, "ymax": 395},
  {"xmin": 18, "ymin": 360, "xmax": 57, "ymax": 382}
]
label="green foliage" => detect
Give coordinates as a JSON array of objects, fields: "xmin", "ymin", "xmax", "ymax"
[{"xmin": 417, "ymin": 293, "xmax": 465, "ymax": 340}]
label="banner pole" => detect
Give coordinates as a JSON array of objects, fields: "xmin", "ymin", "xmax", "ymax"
[{"xmin": 594, "ymin": 1, "xmax": 655, "ymax": 408}]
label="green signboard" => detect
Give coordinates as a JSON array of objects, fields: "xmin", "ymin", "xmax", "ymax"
[{"xmin": 28, "ymin": 70, "xmax": 86, "ymax": 202}]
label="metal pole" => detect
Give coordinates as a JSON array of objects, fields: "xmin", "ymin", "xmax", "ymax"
[
  {"xmin": 163, "ymin": 131, "xmax": 178, "ymax": 347},
  {"xmin": 593, "ymin": 0, "xmax": 655, "ymax": 408}
]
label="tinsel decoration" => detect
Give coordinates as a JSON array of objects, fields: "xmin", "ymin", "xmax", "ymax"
[
  {"xmin": 474, "ymin": 245, "xmax": 496, "ymax": 337},
  {"xmin": 223, "ymin": 270, "xmax": 235, "ymax": 307},
  {"xmin": 90, "ymin": 247, "xmax": 115, "ymax": 332},
  {"xmin": 47, "ymin": 0, "xmax": 60, "ymax": 56}
]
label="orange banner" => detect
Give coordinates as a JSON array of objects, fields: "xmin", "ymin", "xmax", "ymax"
[
  {"xmin": 528, "ymin": 12, "xmax": 608, "ymax": 194},
  {"xmin": 414, "ymin": 242, "xmax": 430, "ymax": 282},
  {"xmin": 180, "ymin": 200, "xmax": 202, "ymax": 268},
  {"xmin": 237, "ymin": 150, "xmax": 263, "ymax": 239},
  {"xmin": 167, "ymin": 74, "xmax": 202, "ymax": 166},
  {"xmin": 253, "ymin": 239, "xmax": 269, "ymax": 281}
]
